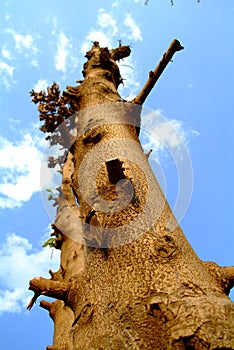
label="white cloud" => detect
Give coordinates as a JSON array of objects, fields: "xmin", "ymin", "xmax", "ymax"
[
  {"xmin": 140, "ymin": 110, "xmax": 199, "ymax": 163},
  {"xmin": 44, "ymin": 17, "xmax": 79, "ymax": 74},
  {"xmin": 134, "ymin": 0, "xmax": 147, "ymax": 4},
  {"xmin": 97, "ymin": 9, "xmax": 118, "ymax": 36},
  {"xmin": 81, "ymin": 8, "xmax": 142, "ymax": 55},
  {"xmin": 55, "ymin": 32, "xmax": 70, "ymax": 72},
  {"xmin": 1, "ymin": 45, "xmax": 11, "ymax": 60},
  {"xmin": 81, "ymin": 31, "xmax": 113, "ymax": 54},
  {"xmin": 124, "ymin": 14, "xmax": 142, "ymax": 41},
  {"xmin": 0, "ymin": 60, "xmax": 14, "ymax": 76},
  {"xmin": 118, "ymin": 56, "xmax": 140, "ymax": 100},
  {"xmin": 50, "ymin": 16, "xmax": 58, "ymax": 36},
  {"xmin": 54, "ymin": 32, "xmax": 78, "ymax": 73},
  {"xmin": 33, "ymin": 79, "xmax": 49, "ymax": 92},
  {"xmin": 0, "ymin": 233, "xmax": 60, "ymax": 314},
  {"xmin": 112, "ymin": 1, "xmax": 119, "ymax": 7},
  {"xmin": 30, "ymin": 59, "xmax": 39, "ymax": 68},
  {"xmin": 7, "ymin": 29, "xmax": 38, "ymax": 54},
  {"xmin": 0, "ymin": 60, "xmax": 15, "ymax": 89},
  {"xmin": 8, "ymin": 118, "xmax": 20, "ymax": 124},
  {"xmin": 0, "ymin": 131, "xmax": 52, "ymax": 209},
  {"xmin": 81, "ymin": 9, "xmax": 119, "ymax": 54}
]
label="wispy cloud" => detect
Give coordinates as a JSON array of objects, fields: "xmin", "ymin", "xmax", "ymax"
[
  {"xmin": 140, "ymin": 109, "xmax": 199, "ymax": 163},
  {"xmin": 0, "ymin": 60, "xmax": 15, "ymax": 89},
  {"xmin": 1, "ymin": 45, "xmax": 12, "ymax": 60},
  {"xmin": 118, "ymin": 57, "xmax": 140, "ymax": 100},
  {"xmin": 6, "ymin": 29, "xmax": 38, "ymax": 55},
  {"xmin": 55, "ymin": 32, "xmax": 71, "ymax": 72},
  {"xmin": 4, "ymin": 28, "xmax": 39, "ymax": 68},
  {"xmin": 33, "ymin": 79, "xmax": 49, "ymax": 92},
  {"xmin": 0, "ymin": 233, "xmax": 60, "ymax": 314},
  {"xmin": 80, "ymin": 9, "xmax": 118, "ymax": 54},
  {"xmin": 0, "ymin": 61, "xmax": 14, "ymax": 76},
  {"xmin": 81, "ymin": 31, "xmax": 113, "ymax": 54},
  {"xmin": 30, "ymin": 59, "xmax": 39, "ymax": 68},
  {"xmin": 0, "ymin": 130, "xmax": 52, "ymax": 209},
  {"xmin": 97, "ymin": 8, "xmax": 118, "ymax": 36},
  {"xmin": 81, "ymin": 8, "xmax": 142, "ymax": 53},
  {"xmin": 54, "ymin": 31, "xmax": 79, "ymax": 73},
  {"xmin": 123, "ymin": 14, "xmax": 142, "ymax": 41},
  {"xmin": 112, "ymin": 1, "xmax": 119, "ymax": 7},
  {"xmin": 43, "ymin": 16, "xmax": 79, "ymax": 74}
]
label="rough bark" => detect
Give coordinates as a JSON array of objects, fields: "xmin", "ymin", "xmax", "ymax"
[{"xmin": 28, "ymin": 40, "xmax": 234, "ymax": 350}]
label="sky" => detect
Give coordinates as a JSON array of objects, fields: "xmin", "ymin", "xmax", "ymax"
[{"xmin": 0, "ymin": 0, "xmax": 233, "ymax": 348}]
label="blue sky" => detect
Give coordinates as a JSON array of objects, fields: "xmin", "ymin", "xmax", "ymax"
[{"xmin": 0, "ymin": 0, "xmax": 233, "ymax": 348}]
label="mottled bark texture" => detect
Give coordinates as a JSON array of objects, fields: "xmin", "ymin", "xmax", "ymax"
[{"xmin": 29, "ymin": 41, "xmax": 234, "ymax": 349}]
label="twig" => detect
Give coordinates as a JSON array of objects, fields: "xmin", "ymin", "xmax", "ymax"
[
  {"xmin": 145, "ymin": 149, "xmax": 153, "ymax": 158},
  {"xmin": 132, "ymin": 39, "xmax": 184, "ymax": 105},
  {"xmin": 27, "ymin": 292, "xmax": 40, "ymax": 310}
]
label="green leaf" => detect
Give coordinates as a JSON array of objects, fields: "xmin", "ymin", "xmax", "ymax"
[
  {"xmin": 42, "ymin": 237, "xmax": 56, "ymax": 248},
  {"xmin": 47, "ymin": 194, "xmax": 53, "ymax": 200}
]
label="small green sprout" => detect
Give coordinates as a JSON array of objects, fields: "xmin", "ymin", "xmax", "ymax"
[{"xmin": 42, "ymin": 237, "xmax": 56, "ymax": 248}]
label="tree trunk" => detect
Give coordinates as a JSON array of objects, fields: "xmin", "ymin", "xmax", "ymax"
[{"xmin": 29, "ymin": 41, "xmax": 234, "ymax": 350}]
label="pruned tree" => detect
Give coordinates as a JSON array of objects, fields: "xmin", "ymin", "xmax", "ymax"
[{"xmin": 28, "ymin": 40, "xmax": 234, "ymax": 350}]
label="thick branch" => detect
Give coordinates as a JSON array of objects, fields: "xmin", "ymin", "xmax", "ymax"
[
  {"xmin": 28, "ymin": 277, "xmax": 69, "ymax": 300},
  {"xmin": 110, "ymin": 45, "xmax": 131, "ymax": 61},
  {"xmin": 204, "ymin": 261, "xmax": 234, "ymax": 295},
  {"xmin": 132, "ymin": 39, "xmax": 184, "ymax": 105},
  {"xmin": 221, "ymin": 266, "xmax": 234, "ymax": 290}
]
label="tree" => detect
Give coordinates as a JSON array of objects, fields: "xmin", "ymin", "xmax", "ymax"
[{"xmin": 28, "ymin": 40, "xmax": 234, "ymax": 350}]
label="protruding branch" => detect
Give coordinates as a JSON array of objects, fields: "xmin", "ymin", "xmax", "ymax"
[
  {"xmin": 27, "ymin": 292, "xmax": 40, "ymax": 310},
  {"xmin": 40, "ymin": 300, "xmax": 53, "ymax": 312},
  {"xmin": 204, "ymin": 261, "xmax": 234, "ymax": 295},
  {"xmin": 132, "ymin": 39, "xmax": 184, "ymax": 105},
  {"xmin": 145, "ymin": 149, "xmax": 153, "ymax": 158},
  {"xmin": 49, "ymin": 269, "xmax": 56, "ymax": 279},
  {"xmin": 110, "ymin": 45, "xmax": 131, "ymax": 61},
  {"xmin": 28, "ymin": 277, "xmax": 69, "ymax": 301},
  {"xmin": 221, "ymin": 266, "xmax": 234, "ymax": 290}
]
